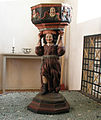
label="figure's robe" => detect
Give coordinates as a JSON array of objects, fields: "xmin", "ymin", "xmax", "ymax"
[{"xmin": 35, "ymin": 45, "xmax": 65, "ymax": 92}]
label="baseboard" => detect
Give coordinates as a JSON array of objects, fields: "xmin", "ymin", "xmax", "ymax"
[{"xmin": 0, "ymin": 88, "xmax": 41, "ymax": 94}]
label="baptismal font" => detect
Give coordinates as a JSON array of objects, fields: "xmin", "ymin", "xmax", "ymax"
[{"xmin": 28, "ymin": 3, "xmax": 72, "ymax": 114}]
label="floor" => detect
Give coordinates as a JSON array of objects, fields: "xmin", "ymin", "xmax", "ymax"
[{"xmin": 0, "ymin": 91, "xmax": 101, "ymax": 120}]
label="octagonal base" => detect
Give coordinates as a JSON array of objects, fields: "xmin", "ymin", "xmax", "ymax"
[{"xmin": 27, "ymin": 92, "xmax": 70, "ymax": 114}]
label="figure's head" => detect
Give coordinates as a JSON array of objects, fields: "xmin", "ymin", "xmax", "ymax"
[
  {"xmin": 43, "ymin": 30, "xmax": 59, "ymax": 45},
  {"xmin": 45, "ymin": 33, "xmax": 53, "ymax": 43},
  {"xmin": 50, "ymin": 7, "xmax": 56, "ymax": 17}
]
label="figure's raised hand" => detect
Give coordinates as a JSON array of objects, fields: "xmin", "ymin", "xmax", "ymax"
[
  {"xmin": 38, "ymin": 31, "xmax": 43, "ymax": 40},
  {"xmin": 57, "ymin": 31, "xmax": 64, "ymax": 47},
  {"xmin": 37, "ymin": 40, "xmax": 41, "ymax": 46},
  {"xmin": 37, "ymin": 31, "xmax": 43, "ymax": 46},
  {"xmin": 58, "ymin": 31, "xmax": 64, "ymax": 37}
]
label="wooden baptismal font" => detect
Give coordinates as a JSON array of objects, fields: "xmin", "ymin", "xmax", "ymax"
[{"xmin": 27, "ymin": 3, "xmax": 72, "ymax": 114}]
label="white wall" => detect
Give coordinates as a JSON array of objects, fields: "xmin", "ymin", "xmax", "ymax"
[
  {"xmin": 0, "ymin": 0, "xmax": 37, "ymax": 54},
  {"xmin": 67, "ymin": 0, "xmax": 101, "ymax": 90}
]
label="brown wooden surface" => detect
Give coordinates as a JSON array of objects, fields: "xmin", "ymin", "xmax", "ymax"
[
  {"xmin": 28, "ymin": 92, "xmax": 70, "ymax": 114},
  {"xmin": 0, "ymin": 89, "xmax": 68, "ymax": 94},
  {"xmin": 36, "ymin": 22, "xmax": 68, "ymax": 30},
  {"xmin": 0, "ymin": 89, "xmax": 40, "ymax": 94}
]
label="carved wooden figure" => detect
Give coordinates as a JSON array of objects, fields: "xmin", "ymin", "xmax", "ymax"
[
  {"xmin": 28, "ymin": 3, "xmax": 72, "ymax": 114},
  {"xmin": 36, "ymin": 30, "xmax": 65, "ymax": 95}
]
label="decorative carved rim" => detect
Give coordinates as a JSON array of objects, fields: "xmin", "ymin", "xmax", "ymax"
[
  {"xmin": 35, "ymin": 22, "xmax": 68, "ymax": 30},
  {"xmin": 43, "ymin": 30, "xmax": 57, "ymax": 34},
  {"xmin": 31, "ymin": 3, "xmax": 62, "ymax": 10}
]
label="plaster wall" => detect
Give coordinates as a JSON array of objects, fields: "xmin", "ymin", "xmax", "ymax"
[{"xmin": 67, "ymin": 0, "xmax": 101, "ymax": 90}]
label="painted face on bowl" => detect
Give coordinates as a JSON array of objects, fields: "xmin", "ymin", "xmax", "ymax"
[
  {"xmin": 45, "ymin": 33, "xmax": 53, "ymax": 43},
  {"xmin": 50, "ymin": 7, "xmax": 56, "ymax": 17}
]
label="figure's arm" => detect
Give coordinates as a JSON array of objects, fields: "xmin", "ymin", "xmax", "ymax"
[
  {"xmin": 57, "ymin": 31, "xmax": 65, "ymax": 56},
  {"xmin": 35, "ymin": 32, "xmax": 44, "ymax": 56},
  {"xmin": 57, "ymin": 46, "xmax": 65, "ymax": 56}
]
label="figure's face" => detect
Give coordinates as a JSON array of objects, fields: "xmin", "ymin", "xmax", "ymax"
[
  {"xmin": 45, "ymin": 34, "xmax": 53, "ymax": 43},
  {"xmin": 50, "ymin": 7, "xmax": 56, "ymax": 17}
]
